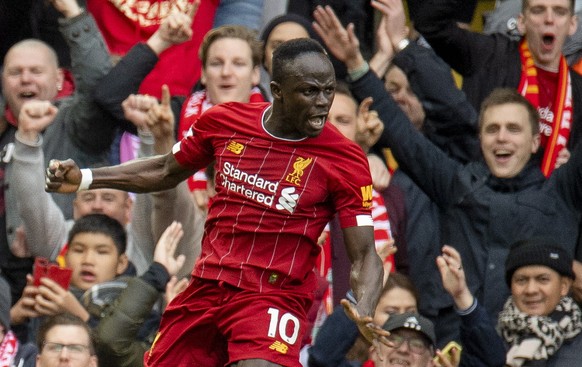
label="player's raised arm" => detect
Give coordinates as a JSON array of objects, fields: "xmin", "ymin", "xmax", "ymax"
[{"xmin": 45, "ymin": 153, "xmax": 194, "ymax": 194}]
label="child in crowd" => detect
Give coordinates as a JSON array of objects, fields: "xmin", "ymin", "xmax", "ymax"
[{"xmin": 10, "ymin": 214, "xmax": 186, "ymax": 367}]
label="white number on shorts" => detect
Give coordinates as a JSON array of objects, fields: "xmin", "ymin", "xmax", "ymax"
[{"xmin": 266, "ymin": 307, "xmax": 300, "ymax": 344}]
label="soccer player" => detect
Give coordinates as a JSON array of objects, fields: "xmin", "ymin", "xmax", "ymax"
[{"xmin": 44, "ymin": 38, "xmax": 384, "ymax": 367}]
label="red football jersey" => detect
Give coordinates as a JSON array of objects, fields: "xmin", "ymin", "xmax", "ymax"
[{"xmin": 173, "ymin": 102, "xmax": 374, "ymax": 293}]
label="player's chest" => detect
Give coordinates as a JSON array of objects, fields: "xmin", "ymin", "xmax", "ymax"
[{"xmin": 213, "ymin": 137, "xmax": 332, "ymax": 213}]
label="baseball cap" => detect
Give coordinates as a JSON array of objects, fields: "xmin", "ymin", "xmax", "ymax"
[{"xmin": 382, "ymin": 312, "xmax": 436, "ymax": 347}]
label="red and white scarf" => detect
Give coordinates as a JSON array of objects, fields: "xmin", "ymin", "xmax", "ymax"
[
  {"xmin": 0, "ymin": 331, "xmax": 18, "ymax": 367},
  {"xmin": 518, "ymin": 40, "xmax": 572, "ymax": 177}
]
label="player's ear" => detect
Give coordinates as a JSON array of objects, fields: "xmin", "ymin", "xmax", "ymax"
[{"xmin": 270, "ymin": 81, "xmax": 282, "ymax": 101}]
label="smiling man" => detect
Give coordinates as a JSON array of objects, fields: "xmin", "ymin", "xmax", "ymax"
[
  {"xmin": 502, "ymin": 240, "xmax": 582, "ymax": 366},
  {"xmin": 478, "ymin": 88, "xmax": 541, "ymax": 179},
  {"xmin": 44, "ymin": 38, "xmax": 384, "ymax": 367},
  {"xmin": 315, "ymin": 0, "xmax": 582, "ymax": 348},
  {"xmin": 370, "ymin": 313, "xmax": 437, "ymax": 367},
  {"xmin": 347, "ymin": 40, "xmax": 582, "ymax": 346},
  {"xmin": 415, "ymin": 0, "xmax": 581, "ymax": 177},
  {"xmin": 438, "ymin": 239, "xmax": 582, "ymax": 366},
  {"xmin": 354, "ymin": 79, "xmax": 582, "ymax": 345}
]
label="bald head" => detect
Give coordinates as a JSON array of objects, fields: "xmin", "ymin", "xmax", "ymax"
[
  {"xmin": 4, "ymin": 39, "xmax": 60, "ymax": 69},
  {"xmin": 2, "ymin": 39, "xmax": 63, "ymax": 118}
]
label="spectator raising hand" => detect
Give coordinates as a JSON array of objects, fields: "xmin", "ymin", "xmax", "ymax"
[
  {"xmin": 147, "ymin": 85, "xmax": 175, "ymax": 147},
  {"xmin": 370, "ymin": 0, "xmax": 410, "ymax": 51},
  {"xmin": 356, "ymin": 97, "xmax": 383, "ymax": 153},
  {"xmin": 312, "ymin": 5, "xmax": 364, "ymax": 70},
  {"xmin": 47, "ymin": 0, "xmax": 82, "ymax": 18},
  {"xmin": 122, "ymin": 94, "xmax": 159, "ymax": 131},
  {"xmin": 153, "ymin": 221, "xmax": 186, "ymax": 278},
  {"xmin": 146, "ymin": 2, "xmax": 199, "ymax": 55},
  {"xmin": 121, "ymin": 84, "xmax": 175, "ymax": 144},
  {"xmin": 165, "ymin": 276, "xmax": 189, "ymax": 305},
  {"xmin": 368, "ymin": 0, "xmax": 409, "ymax": 77},
  {"xmin": 16, "ymin": 100, "xmax": 59, "ymax": 144},
  {"xmin": 369, "ymin": 15, "xmax": 395, "ymax": 78},
  {"xmin": 436, "ymin": 246, "xmax": 474, "ymax": 313}
]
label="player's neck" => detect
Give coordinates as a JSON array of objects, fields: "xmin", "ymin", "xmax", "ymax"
[{"xmin": 263, "ymin": 105, "xmax": 305, "ymax": 141}]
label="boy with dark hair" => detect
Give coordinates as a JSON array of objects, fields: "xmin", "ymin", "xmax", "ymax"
[
  {"xmin": 11, "ymin": 214, "xmax": 185, "ymax": 367},
  {"xmin": 64, "ymin": 214, "xmax": 129, "ymax": 298}
]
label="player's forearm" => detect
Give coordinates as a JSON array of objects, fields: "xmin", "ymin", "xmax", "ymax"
[
  {"xmin": 350, "ymin": 248, "xmax": 384, "ymax": 317},
  {"xmin": 89, "ymin": 154, "xmax": 190, "ymax": 193}
]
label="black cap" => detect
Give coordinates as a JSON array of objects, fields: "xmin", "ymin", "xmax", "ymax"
[
  {"xmin": 382, "ymin": 312, "xmax": 436, "ymax": 346},
  {"xmin": 505, "ymin": 238, "xmax": 574, "ymax": 286}
]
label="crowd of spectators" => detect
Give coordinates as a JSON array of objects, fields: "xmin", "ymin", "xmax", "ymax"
[{"xmin": 2, "ymin": 0, "xmax": 582, "ymax": 366}]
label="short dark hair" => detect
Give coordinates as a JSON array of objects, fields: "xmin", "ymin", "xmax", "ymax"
[
  {"xmin": 523, "ymin": 0, "xmax": 575, "ymax": 13},
  {"xmin": 37, "ymin": 313, "xmax": 96, "ymax": 355},
  {"xmin": 271, "ymin": 38, "xmax": 328, "ymax": 84},
  {"xmin": 478, "ymin": 88, "xmax": 539, "ymax": 134},
  {"xmin": 67, "ymin": 214, "xmax": 127, "ymax": 254},
  {"xmin": 199, "ymin": 25, "xmax": 263, "ymax": 68}
]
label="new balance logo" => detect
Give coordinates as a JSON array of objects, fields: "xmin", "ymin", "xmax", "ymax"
[
  {"xmin": 269, "ymin": 341, "xmax": 289, "ymax": 354},
  {"xmin": 226, "ymin": 141, "xmax": 245, "ymax": 154},
  {"xmin": 276, "ymin": 187, "xmax": 299, "ymax": 213}
]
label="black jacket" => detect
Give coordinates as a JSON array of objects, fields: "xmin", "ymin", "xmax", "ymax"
[{"xmin": 350, "ymin": 68, "xmax": 582, "ymax": 324}]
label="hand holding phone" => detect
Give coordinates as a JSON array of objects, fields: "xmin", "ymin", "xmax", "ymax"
[{"xmin": 433, "ymin": 341, "xmax": 462, "ymax": 366}]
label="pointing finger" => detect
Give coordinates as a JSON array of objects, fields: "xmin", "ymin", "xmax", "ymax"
[
  {"xmin": 161, "ymin": 84, "xmax": 171, "ymax": 107},
  {"xmin": 358, "ymin": 97, "xmax": 373, "ymax": 117}
]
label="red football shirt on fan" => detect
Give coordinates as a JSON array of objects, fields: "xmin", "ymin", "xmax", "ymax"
[
  {"xmin": 172, "ymin": 102, "xmax": 374, "ymax": 294},
  {"xmin": 87, "ymin": 0, "xmax": 218, "ymax": 97}
]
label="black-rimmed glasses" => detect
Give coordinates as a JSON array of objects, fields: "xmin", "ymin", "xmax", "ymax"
[{"xmin": 385, "ymin": 334, "xmax": 430, "ymax": 355}]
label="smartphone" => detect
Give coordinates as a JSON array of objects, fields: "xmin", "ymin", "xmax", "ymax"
[
  {"xmin": 433, "ymin": 341, "xmax": 462, "ymax": 364},
  {"xmin": 33, "ymin": 257, "xmax": 73, "ymax": 290}
]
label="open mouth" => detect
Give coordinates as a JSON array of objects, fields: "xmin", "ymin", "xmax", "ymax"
[
  {"xmin": 542, "ymin": 33, "xmax": 555, "ymax": 47},
  {"xmin": 80, "ymin": 270, "xmax": 96, "ymax": 282},
  {"xmin": 494, "ymin": 150, "xmax": 513, "ymax": 163},
  {"xmin": 19, "ymin": 91, "xmax": 37, "ymax": 99},
  {"xmin": 308, "ymin": 115, "xmax": 326, "ymax": 130}
]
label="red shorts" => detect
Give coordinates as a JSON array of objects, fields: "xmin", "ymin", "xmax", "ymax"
[{"xmin": 144, "ymin": 277, "xmax": 312, "ymax": 367}]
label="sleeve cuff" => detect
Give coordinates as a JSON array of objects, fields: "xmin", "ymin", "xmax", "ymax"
[{"xmin": 455, "ymin": 297, "xmax": 478, "ymax": 316}]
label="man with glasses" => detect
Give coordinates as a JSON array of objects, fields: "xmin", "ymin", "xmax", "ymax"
[
  {"xmin": 367, "ymin": 312, "xmax": 437, "ymax": 367},
  {"xmin": 36, "ymin": 313, "xmax": 97, "ymax": 367}
]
